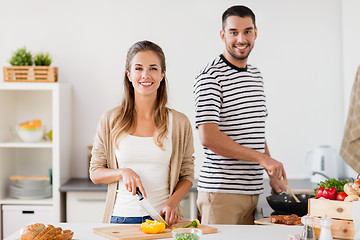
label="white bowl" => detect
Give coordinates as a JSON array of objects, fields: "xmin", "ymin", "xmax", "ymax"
[
  {"xmin": 172, "ymin": 228, "xmax": 202, "ymax": 240},
  {"xmin": 16, "ymin": 127, "xmax": 44, "ymax": 142}
]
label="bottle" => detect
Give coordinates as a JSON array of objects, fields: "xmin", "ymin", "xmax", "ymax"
[
  {"xmin": 318, "ymin": 215, "xmax": 333, "ymax": 240},
  {"xmin": 300, "ymin": 214, "xmax": 315, "ymax": 240}
]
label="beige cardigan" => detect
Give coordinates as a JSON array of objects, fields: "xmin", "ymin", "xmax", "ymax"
[
  {"xmin": 340, "ymin": 65, "xmax": 360, "ymax": 174},
  {"xmin": 89, "ymin": 107, "xmax": 195, "ymax": 223}
]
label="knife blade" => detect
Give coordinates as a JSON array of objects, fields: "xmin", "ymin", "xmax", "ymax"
[{"xmin": 136, "ymin": 188, "xmax": 169, "ymax": 227}]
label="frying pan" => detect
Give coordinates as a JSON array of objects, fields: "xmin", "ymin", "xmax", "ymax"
[{"xmin": 266, "ymin": 193, "xmax": 314, "ymax": 216}]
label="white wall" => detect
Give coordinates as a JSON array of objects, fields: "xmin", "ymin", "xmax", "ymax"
[{"xmin": 0, "ymin": 0, "xmax": 354, "ymax": 179}]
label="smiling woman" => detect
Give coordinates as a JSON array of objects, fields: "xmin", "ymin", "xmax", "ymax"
[{"xmin": 89, "ymin": 40, "xmax": 195, "ymax": 226}]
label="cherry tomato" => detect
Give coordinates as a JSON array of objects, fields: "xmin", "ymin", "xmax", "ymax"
[{"xmin": 336, "ymin": 192, "xmax": 348, "ymax": 201}]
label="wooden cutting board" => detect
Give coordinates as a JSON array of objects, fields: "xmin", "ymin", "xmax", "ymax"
[{"xmin": 93, "ymin": 220, "xmax": 217, "ymax": 240}]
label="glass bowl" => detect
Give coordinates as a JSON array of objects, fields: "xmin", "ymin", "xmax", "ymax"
[{"xmin": 172, "ymin": 228, "xmax": 202, "ymax": 240}]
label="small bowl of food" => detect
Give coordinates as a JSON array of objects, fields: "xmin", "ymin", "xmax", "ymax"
[{"xmin": 172, "ymin": 228, "xmax": 202, "ymax": 240}]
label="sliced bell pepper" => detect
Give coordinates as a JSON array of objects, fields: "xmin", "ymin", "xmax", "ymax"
[{"xmin": 141, "ymin": 219, "xmax": 165, "ymax": 234}]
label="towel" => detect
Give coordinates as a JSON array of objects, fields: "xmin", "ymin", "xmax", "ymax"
[{"xmin": 340, "ymin": 65, "xmax": 360, "ymax": 174}]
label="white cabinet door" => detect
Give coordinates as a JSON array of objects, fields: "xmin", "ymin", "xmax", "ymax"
[
  {"xmin": 2, "ymin": 205, "xmax": 54, "ymax": 239},
  {"xmin": 67, "ymin": 192, "xmax": 106, "ymax": 223}
]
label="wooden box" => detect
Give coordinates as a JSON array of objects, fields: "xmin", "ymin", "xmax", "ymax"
[
  {"xmin": 309, "ymin": 198, "xmax": 354, "ymax": 239},
  {"xmin": 309, "ymin": 198, "xmax": 353, "ymax": 220},
  {"xmin": 3, "ymin": 66, "xmax": 58, "ymax": 82}
]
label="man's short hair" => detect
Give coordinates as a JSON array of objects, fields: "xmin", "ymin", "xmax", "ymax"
[{"xmin": 222, "ymin": 5, "xmax": 256, "ymax": 30}]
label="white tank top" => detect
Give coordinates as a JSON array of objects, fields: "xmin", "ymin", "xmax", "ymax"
[{"xmin": 112, "ymin": 112, "xmax": 172, "ymax": 217}]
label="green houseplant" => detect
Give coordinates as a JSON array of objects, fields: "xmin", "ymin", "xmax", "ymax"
[
  {"xmin": 4, "ymin": 47, "xmax": 58, "ymax": 82},
  {"xmin": 9, "ymin": 47, "xmax": 33, "ymax": 66},
  {"xmin": 34, "ymin": 52, "xmax": 52, "ymax": 66}
]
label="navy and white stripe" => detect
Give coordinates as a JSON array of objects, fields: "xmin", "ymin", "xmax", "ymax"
[{"xmin": 194, "ymin": 55, "xmax": 267, "ymax": 194}]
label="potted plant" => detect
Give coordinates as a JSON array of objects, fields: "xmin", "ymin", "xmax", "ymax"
[{"xmin": 3, "ymin": 47, "xmax": 58, "ymax": 82}]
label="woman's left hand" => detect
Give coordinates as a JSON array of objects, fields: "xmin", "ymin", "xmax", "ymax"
[{"xmin": 159, "ymin": 199, "xmax": 180, "ymax": 226}]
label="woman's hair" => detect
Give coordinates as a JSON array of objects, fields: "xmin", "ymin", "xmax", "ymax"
[
  {"xmin": 222, "ymin": 5, "xmax": 256, "ymax": 30},
  {"xmin": 111, "ymin": 40, "xmax": 169, "ymax": 150}
]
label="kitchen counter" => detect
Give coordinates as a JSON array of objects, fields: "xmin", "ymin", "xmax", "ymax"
[{"xmin": 5, "ymin": 222, "xmax": 304, "ymax": 240}]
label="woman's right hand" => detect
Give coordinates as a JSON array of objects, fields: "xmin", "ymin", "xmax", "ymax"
[{"xmin": 120, "ymin": 168, "xmax": 147, "ymax": 198}]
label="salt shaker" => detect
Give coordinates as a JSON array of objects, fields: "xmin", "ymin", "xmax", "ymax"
[
  {"xmin": 300, "ymin": 214, "xmax": 315, "ymax": 240},
  {"xmin": 318, "ymin": 215, "xmax": 333, "ymax": 240}
]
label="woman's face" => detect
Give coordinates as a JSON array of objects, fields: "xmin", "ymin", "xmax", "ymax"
[{"xmin": 127, "ymin": 50, "xmax": 165, "ymax": 98}]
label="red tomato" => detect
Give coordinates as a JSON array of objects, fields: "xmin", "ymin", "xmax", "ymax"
[
  {"xmin": 356, "ymin": 179, "xmax": 360, "ymax": 186},
  {"xmin": 336, "ymin": 192, "xmax": 348, "ymax": 201}
]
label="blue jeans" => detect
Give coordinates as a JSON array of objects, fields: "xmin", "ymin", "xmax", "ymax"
[{"xmin": 110, "ymin": 215, "xmax": 153, "ymax": 224}]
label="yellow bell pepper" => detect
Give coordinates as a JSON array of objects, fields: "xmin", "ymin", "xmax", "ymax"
[
  {"xmin": 141, "ymin": 219, "xmax": 166, "ymax": 234},
  {"xmin": 183, "ymin": 219, "xmax": 200, "ymax": 228}
]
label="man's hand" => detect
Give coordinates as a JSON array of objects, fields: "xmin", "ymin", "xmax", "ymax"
[
  {"xmin": 269, "ymin": 175, "xmax": 287, "ymax": 194},
  {"xmin": 259, "ymin": 155, "xmax": 287, "ymax": 183}
]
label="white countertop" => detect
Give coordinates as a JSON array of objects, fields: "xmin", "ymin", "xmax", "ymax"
[{"xmin": 5, "ymin": 222, "xmax": 304, "ymax": 240}]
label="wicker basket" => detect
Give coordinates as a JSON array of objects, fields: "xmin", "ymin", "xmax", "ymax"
[{"xmin": 3, "ymin": 66, "xmax": 58, "ymax": 82}]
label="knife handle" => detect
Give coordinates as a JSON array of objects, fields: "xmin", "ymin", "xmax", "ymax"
[{"xmin": 136, "ymin": 187, "xmax": 144, "ymax": 200}]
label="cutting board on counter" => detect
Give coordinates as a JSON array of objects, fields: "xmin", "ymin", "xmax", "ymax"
[{"xmin": 93, "ymin": 220, "xmax": 217, "ymax": 240}]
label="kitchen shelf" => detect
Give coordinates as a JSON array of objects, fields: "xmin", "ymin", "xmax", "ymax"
[
  {"xmin": 0, "ymin": 141, "xmax": 53, "ymax": 148},
  {"xmin": 0, "ymin": 82, "xmax": 72, "ymax": 239}
]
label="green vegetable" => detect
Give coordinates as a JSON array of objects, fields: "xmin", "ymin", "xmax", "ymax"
[
  {"xmin": 314, "ymin": 178, "xmax": 349, "ymax": 196},
  {"xmin": 183, "ymin": 219, "xmax": 200, "ymax": 228},
  {"xmin": 174, "ymin": 233, "xmax": 200, "ymax": 240}
]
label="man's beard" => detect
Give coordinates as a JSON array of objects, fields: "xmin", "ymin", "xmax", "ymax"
[{"xmin": 227, "ymin": 44, "xmax": 252, "ymax": 61}]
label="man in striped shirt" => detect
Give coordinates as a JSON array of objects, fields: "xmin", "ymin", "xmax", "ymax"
[{"xmin": 194, "ymin": 5, "xmax": 288, "ymax": 225}]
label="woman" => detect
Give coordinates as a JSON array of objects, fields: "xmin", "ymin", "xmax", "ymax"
[{"xmin": 89, "ymin": 40, "xmax": 195, "ymax": 226}]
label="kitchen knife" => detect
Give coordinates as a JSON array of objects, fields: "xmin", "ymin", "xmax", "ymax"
[{"xmin": 136, "ymin": 188, "xmax": 169, "ymax": 227}]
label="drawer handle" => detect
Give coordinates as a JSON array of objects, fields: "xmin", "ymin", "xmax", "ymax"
[
  {"xmin": 77, "ymin": 199, "xmax": 106, "ymax": 202},
  {"xmin": 22, "ymin": 211, "xmax": 35, "ymax": 214}
]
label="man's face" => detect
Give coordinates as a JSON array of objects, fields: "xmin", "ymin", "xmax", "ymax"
[{"xmin": 221, "ymin": 16, "xmax": 257, "ymax": 66}]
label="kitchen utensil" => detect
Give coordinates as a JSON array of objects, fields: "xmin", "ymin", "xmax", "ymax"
[
  {"xmin": 93, "ymin": 219, "xmax": 217, "ymax": 240},
  {"xmin": 136, "ymin": 188, "xmax": 168, "ymax": 227},
  {"xmin": 172, "ymin": 228, "xmax": 202, "ymax": 240},
  {"xmin": 305, "ymin": 145, "xmax": 343, "ymax": 183},
  {"xmin": 266, "ymin": 193, "xmax": 314, "ymax": 216},
  {"xmin": 281, "ymin": 178, "xmax": 300, "ymax": 203}
]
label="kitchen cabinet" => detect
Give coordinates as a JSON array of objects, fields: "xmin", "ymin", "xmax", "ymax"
[
  {"xmin": 66, "ymin": 191, "xmax": 106, "ymax": 223},
  {"xmin": 2, "ymin": 204, "xmax": 54, "ymax": 238},
  {"xmin": 0, "ymin": 82, "xmax": 71, "ymax": 239}
]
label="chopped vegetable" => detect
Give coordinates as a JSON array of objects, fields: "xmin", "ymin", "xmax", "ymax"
[
  {"xmin": 183, "ymin": 219, "xmax": 200, "ymax": 228},
  {"xmin": 141, "ymin": 219, "xmax": 165, "ymax": 234},
  {"xmin": 174, "ymin": 233, "xmax": 200, "ymax": 240}
]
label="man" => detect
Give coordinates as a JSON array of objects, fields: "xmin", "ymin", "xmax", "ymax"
[{"xmin": 193, "ymin": 5, "xmax": 288, "ymax": 225}]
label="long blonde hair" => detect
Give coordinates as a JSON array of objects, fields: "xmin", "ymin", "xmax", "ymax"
[{"xmin": 111, "ymin": 40, "xmax": 169, "ymax": 150}]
